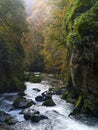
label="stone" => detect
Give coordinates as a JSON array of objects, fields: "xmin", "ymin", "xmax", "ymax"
[
  {"xmin": 33, "ymin": 88, "xmax": 41, "ymax": 92},
  {"xmin": 42, "ymin": 91, "xmax": 48, "ymax": 97},
  {"xmin": 13, "ymin": 97, "xmax": 36, "ymax": 109},
  {"xmin": 42, "ymin": 99, "xmax": 56, "ymax": 106},
  {"xmin": 0, "ymin": 110, "xmax": 17, "ymax": 125},
  {"xmin": 23, "ymin": 108, "xmax": 48, "ymax": 122},
  {"xmin": 39, "ymin": 115, "xmax": 48, "ymax": 120},
  {"xmin": 42, "ymin": 91, "xmax": 52, "ymax": 100},
  {"xmin": 35, "ymin": 96, "xmax": 45, "ymax": 102}
]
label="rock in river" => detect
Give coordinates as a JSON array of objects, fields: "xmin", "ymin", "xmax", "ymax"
[
  {"xmin": 0, "ymin": 110, "xmax": 17, "ymax": 125},
  {"xmin": 35, "ymin": 93, "xmax": 52, "ymax": 102},
  {"xmin": 33, "ymin": 88, "xmax": 41, "ymax": 92},
  {"xmin": 23, "ymin": 108, "xmax": 48, "ymax": 122},
  {"xmin": 42, "ymin": 99, "xmax": 56, "ymax": 106},
  {"xmin": 13, "ymin": 97, "xmax": 36, "ymax": 109},
  {"xmin": 35, "ymin": 95, "xmax": 45, "ymax": 102}
]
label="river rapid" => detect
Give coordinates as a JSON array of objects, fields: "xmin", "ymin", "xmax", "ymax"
[{"xmin": 0, "ymin": 76, "xmax": 98, "ymax": 130}]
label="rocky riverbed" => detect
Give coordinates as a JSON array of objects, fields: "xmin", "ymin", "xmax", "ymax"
[{"xmin": 0, "ymin": 74, "xmax": 98, "ymax": 130}]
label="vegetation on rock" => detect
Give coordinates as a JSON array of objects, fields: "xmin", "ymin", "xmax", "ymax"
[
  {"xmin": 42, "ymin": 99, "xmax": 56, "ymax": 106},
  {"xmin": 0, "ymin": 0, "xmax": 98, "ymax": 118}
]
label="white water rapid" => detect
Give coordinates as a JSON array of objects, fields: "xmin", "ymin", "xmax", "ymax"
[{"xmin": 0, "ymin": 79, "xmax": 98, "ymax": 130}]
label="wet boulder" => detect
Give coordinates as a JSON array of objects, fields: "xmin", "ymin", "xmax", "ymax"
[
  {"xmin": 42, "ymin": 99, "xmax": 56, "ymax": 106},
  {"xmin": 13, "ymin": 97, "xmax": 36, "ymax": 109},
  {"xmin": 39, "ymin": 115, "xmax": 49, "ymax": 120},
  {"xmin": 35, "ymin": 95, "xmax": 45, "ymax": 102},
  {"xmin": 44, "ymin": 94, "xmax": 52, "ymax": 100},
  {"xmin": 18, "ymin": 91, "xmax": 26, "ymax": 96},
  {"xmin": 33, "ymin": 88, "xmax": 41, "ymax": 92},
  {"xmin": 23, "ymin": 108, "xmax": 48, "ymax": 122},
  {"xmin": 35, "ymin": 91, "xmax": 52, "ymax": 102},
  {"xmin": 0, "ymin": 110, "xmax": 17, "ymax": 125},
  {"xmin": 23, "ymin": 109, "xmax": 40, "ymax": 120},
  {"xmin": 42, "ymin": 91, "xmax": 52, "ymax": 100},
  {"xmin": 42, "ymin": 91, "xmax": 48, "ymax": 97}
]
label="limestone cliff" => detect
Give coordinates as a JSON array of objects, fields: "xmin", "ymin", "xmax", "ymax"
[{"xmin": 63, "ymin": 0, "xmax": 98, "ymax": 116}]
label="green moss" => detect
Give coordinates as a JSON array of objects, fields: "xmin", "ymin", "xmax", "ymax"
[
  {"xmin": 31, "ymin": 115, "xmax": 40, "ymax": 122},
  {"xmin": 61, "ymin": 91, "xmax": 77, "ymax": 103},
  {"xmin": 74, "ymin": 3, "xmax": 98, "ymax": 37},
  {"xmin": 31, "ymin": 76, "xmax": 41, "ymax": 83},
  {"xmin": 63, "ymin": 0, "xmax": 98, "ymax": 49},
  {"xmin": 62, "ymin": 0, "xmax": 98, "ymax": 117},
  {"xmin": 73, "ymin": 95, "xmax": 95, "ymax": 115},
  {"xmin": 71, "ymin": 95, "xmax": 83, "ymax": 114},
  {"xmin": 24, "ymin": 72, "xmax": 41, "ymax": 83},
  {"xmin": 0, "ymin": 110, "xmax": 16, "ymax": 125},
  {"xmin": 81, "ymin": 98, "xmax": 95, "ymax": 115},
  {"xmin": 42, "ymin": 99, "xmax": 56, "ymax": 106},
  {"xmin": 75, "ymin": 95, "xmax": 82, "ymax": 109},
  {"xmin": 13, "ymin": 97, "xmax": 26, "ymax": 107},
  {"xmin": 5, "ymin": 116, "xmax": 16, "ymax": 125},
  {"xmin": 0, "ymin": 77, "xmax": 25, "ymax": 93},
  {"xmin": 11, "ymin": 78, "xmax": 26, "ymax": 92},
  {"xmin": 61, "ymin": 91, "xmax": 69, "ymax": 100},
  {"xmin": 66, "ymin": 32, "xmax": 82, "ymax": 49}
]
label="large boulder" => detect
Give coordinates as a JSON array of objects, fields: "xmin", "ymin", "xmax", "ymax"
[
  {"xmin": 42, "ymin": 99, "xmax": 56, "ymax": 107},
  {"xmin": 35, "ymin": 91, "xmax": 52, "ymax": 102},
  {"xmin": 23, "ymin": 108, "xmax": 48, "ymax": 122},
  {"xmin": 0, "ymin": 110, "xmax": 17, "ymax": 125},
  {"xmin": 42, "ymin": 91, "xmax": 52, "ymax": 100},
  {"xmin": 13, "ymin": 97, "xmax": 36, "ymax": 109},
  {"xmin": 35, "ymin": 96, "xmax": 45, "ymax": 102}
]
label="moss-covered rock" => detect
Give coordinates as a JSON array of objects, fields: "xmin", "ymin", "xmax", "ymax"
[
  {"xmin": 24, "ymin": 72, "xmax": 41, "ymax": 83},
  {"xmin": 42, "ymin": 99, "xmax": 56, "ymax": 106},
  {"xmin": 31, "ymin": 76, "xmax": 41, "ymax": 83},
  {"xmin": 63, "ymin": 0, "xmax": 98, "ymax": 116},
  {"xmin": 0, "ymin": 110, "xmax": 17, "ymax": 125},
  {"xmin": 61, "ymin": 90, "xmax": 77, "ymax": 104},
  {"xmin": 13, "ymin": 97, "xmax": 36, "ymax": 109},
  {"xmin": 71, "ymin": 95, "xmax": 83, "ymax": 115},
  {"xmin": 23, "ymin": 108, "xmax": 48, "ymax": 122}
]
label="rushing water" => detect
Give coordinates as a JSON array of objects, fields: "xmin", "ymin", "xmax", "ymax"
[{"xmin": 0, "ymin": 79, "xmax": 98, "ymax": 130}]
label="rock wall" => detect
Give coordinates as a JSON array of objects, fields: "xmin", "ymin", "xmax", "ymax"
[{"xmin": 63, "ymin": 0, "xmax": 98, "ymax": 116}]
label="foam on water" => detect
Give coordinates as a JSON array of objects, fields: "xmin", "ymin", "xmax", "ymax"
[{"xmin": 0, "ymin": 81, "xmax": 98, "ymax": 130}]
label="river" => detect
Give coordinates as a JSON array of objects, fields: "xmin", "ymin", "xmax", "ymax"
[{"xmin": 0, "ymin": 76, "xmax": 98, "ymax": 130}]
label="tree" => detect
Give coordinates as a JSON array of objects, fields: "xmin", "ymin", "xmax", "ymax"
[
  {"xmin": 0, "ymin": 0, "xmax": 27, "ymax": 93},
  {"xmin": 42, "ymin": 0, "xmax": 70, "ymax": 74}
]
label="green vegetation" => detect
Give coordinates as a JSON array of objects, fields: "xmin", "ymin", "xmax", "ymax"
[
  {"xmin": 0, "ymin": 110, "xmax": 16, "ymax": 125},
  {"xmin": 64, "ymin": 0, "xmax": 98, "ymax": 50},
  {"xmin": 42, "ymin": 99, "xmax": 56, "ymax": 106},
  {"xmin": 0, "ymin": 0, "xmax": 98, "ymax": 117},
  {"xmin": 0, "ymin": 0, "xmax": 27, "ymax": 93},
  {"xmin": 24, "ymin": 72, "xmax": 42, "ymax": 83},
  {"xmin": 62, "ymin": 0, "xmax": 98, "ymax": 116}
]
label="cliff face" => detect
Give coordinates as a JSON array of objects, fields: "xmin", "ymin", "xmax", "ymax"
[
  {"xmin": 63, "ymin": 0, "xmax": 98, "ymax": 116},
  {"xmin": 70, "ymin": 41, "xmax": 98, "ymax": 116}
]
